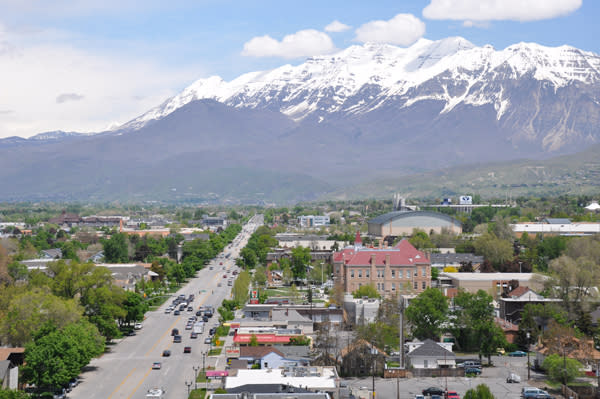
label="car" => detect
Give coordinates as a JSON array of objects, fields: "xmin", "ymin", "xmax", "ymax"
[
  {"xmin": 446, "ymin": 391, "xmax": 460, "ymax": 399},
  {"xmin": 204, "ymin": 337, "xmax": 212, "ymax": 344},
  {"xmin": 173, "ymin": 335, "xmax": 182, "ymax": 343},
  {"xmin": 202, "ymin": 316, "xmax": 209, "ymax": 322},
  {"xmin": 217, "ymin": 283, "xmax": 222, "ymax": 287},
  {"xmin": 190, "ymin": 332, "xmax": 198, "ymax": 339},
  {"xmin": 219, "ymin": 262, "xmax": 223, "ymax": 265},
  {"xmin": 422, "ymin": 387, "xmax": 445, "ymax": 396},
  {"xmin": 507, "ymin": 372, "xmax": 521, "ymax": 383},
  {"xmin": 223, "ymin": 275, "xmax": 227, "ymax": 278},
  {"xmin": 134, "ymin": 322, "xmax": 143, "ymax": 330},
  {"xmin": 174, "ymin": 310, "xmax": 180, "ymax": 315},
  {"xmin": 187, "ymin": 306, "xmax": 194, "ymax": 312},
  {"xmin": 465, "ymin": 367, "xmax": 482, "ymax": 375},
  {"xmin": 209, "ymin": 327, "xmax": 217, "ymax": 335},
  {"xmin": 165, "ymin": 308, "xmax": 171, "ymax": 314},
  {"xmin": 522, "ymin": 387, "xmax": 550, "ymax": 399},
  {"xmin": 152, "ymin": 362, "xmax": 162, "ymax": 370},
  {"xmin": 127, "ymin": 330, "xmax": 136, "ymax": 336},
  {"xmin": 232, "ymin": 270, "xmax": 238, "ymax": 275},
  {"xmin": 184, "ymin": 346, "xmax": 192, "ymax": 353},
  {"xmin": 171, "ymin": 328, "xmax": 179, "ymax": 336},
  {"xmin": 508, "ymin": 350, "xmax": 527, "ymax": 357},
  {"xmin": 414, "ymin": 396, "xmax": 425, "ymax": 399},
  {"xmin": 162, "ymin": 350, "xmax": 171, "ymax": 357},
  {"xmin": 185, "ymin": 324, "xmax": 192, "ymax": 330},
  {"xmin": 497, "ymin": 347, "xmax": 506, "ymax": 355}
]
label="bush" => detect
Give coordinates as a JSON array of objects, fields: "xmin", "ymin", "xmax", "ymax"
[{"xmin": 542, "ymin": 353, "xmax": 582, "ymax": 384}]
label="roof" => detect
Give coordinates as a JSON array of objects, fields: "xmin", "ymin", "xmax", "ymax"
[
  {"xmin": 586, "ymin": 202, "xmax": 600, "ymax": 211},
  {"xmin": 225, "ymin": 368, "xmax": 337, "ymax": 390},
  {"xmin": 544, "ymin": 218, "xmax": 571, "ymax": 224},
  {"xmin": 333, "ymin": 239, "xmax": 429, "ymax": 266},
  {"xmin": 368, "ymin": 211, "xmax": 462, "ymax": 227},
  {"xmin": 240, "ymin": 346, "xmax": 285, "ymax": 359},
  {"xmin": 408, "ymin": 339, "xmax": 455, "ymax": 358},
  {"xmin": 234, "ymin": 334, "xmax": 294, "ymax": 344},
  {"xmin": 430, "ymin": 253, "xmax": 483, "ymax": 265},
  {"xmin": 0, "ymin": 347, "xmax": 24, "ymax": 361},
  {"xmin": 354, "ymin": 230, "xmax": 362, "ymax": 245},
  {"xmin": 341, "ymin": 339, "xmax": 388, "ymax": 358},
  {"xmin": 440, "ymin": 272, "xmax": 534, "ymax": 281},
  {"xmin": 227, "ymin": 384, "xmax": 313, "ymax": 394}
]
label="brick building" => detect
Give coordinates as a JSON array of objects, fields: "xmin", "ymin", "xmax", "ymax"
[{"xmin": 333, "ymin": 232, "xmax": 431, "ymax": 297}]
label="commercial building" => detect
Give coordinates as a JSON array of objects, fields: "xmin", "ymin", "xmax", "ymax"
[
  {"xmin": 333, "ymin": 233, "xmax": 431, "ymax": 297},
  {"xmin": 438, "ymin": 272, "xmax": 541, "ymax": 299},
  {"xmin": 368, "ymin": 211, "xmax": 462, "ymax": 237},
  {"xmin": 297, "ymin": 215, "xmax": 330, "ymax": 228},
  {"xmin": 511, "ymin": 218, "xmax": 600, "ymax": 237}
]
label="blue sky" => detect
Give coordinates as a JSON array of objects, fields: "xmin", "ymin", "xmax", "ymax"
[{"xmin": 0, "ymin": 0, "xmax": 593, "ymax": 138}]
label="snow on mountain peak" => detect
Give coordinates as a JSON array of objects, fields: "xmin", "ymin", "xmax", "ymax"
[{"xmin": 120, "ymin": 37, "xmax": 600, "ymax": 129}]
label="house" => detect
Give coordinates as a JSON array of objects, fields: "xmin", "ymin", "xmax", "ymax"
[
  {"xmin": 239, "ymin": 346, "xmax": 309, "ymax": 369},
  {"xmin": 340, "ymin": 339, "xmax": 387, "ymax": 377},
  {"xmin": 407, "ymin": 339, "xmax": 456, "ymax": 369},
  {"xmin": 333, "ymin": 234, "xmax": 432, "ymax": 298},
  {"xmin": 499, "ymin": 286, "xmax": 562, "ymax": 324},
  {"xmin": 41, "ymin": 248, "xmax": 63, "ymax": 259},
  {"xmin": 437, "ymin": 272, "xmax": 541, "ymax": 299},
  {"xmin": 495, "ymin": 317, "xmax": 519, "ymax": 344},
  {"xmin": 48, "ymin": 211, "xmax": 82, "ymax": 227},
  {"xmin": 0, "ymin": 347, "xmax": 25, "ymax": 389}
]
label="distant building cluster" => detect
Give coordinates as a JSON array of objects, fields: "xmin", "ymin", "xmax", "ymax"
[{"xmin": 297, "ymin": 215, "xmax": 330, "ymax": 228}]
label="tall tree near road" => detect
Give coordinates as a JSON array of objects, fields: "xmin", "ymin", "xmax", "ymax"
[{"xmin": 405, "ymin": 288, "xmax": 448, "ymax": 341}]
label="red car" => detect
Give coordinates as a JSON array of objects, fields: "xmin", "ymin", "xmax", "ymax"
[
  {"xmin": 446, "ymin": 391, "xmax": 460, "ymax": 399},
  {"xmin": 184, "ymin": 346, "xmax": 192, "ymax": 353},
  {"xmin": 223, "ymin": 275, "xmax": 227, "ymax": 278}
]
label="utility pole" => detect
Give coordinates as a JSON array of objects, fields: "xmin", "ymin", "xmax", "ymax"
[{"xmin": 398, "ymin": 295, "xmax": 405, "ymax": 399}]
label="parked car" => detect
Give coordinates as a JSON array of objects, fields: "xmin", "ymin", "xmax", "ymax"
[
  {"xmin": 522, "ymin": 387, "xmax": 550, "ymax": 398},
  {"xmin": 465, "ymin": 367, "xmax": 482, "ymax": 375},
  {"xmin": 209, "ymin": 327, "xmax": 217, "ymax": 336},
  {"xmin": 497, "ymin": 347, "xmax": 505, "ymax": 355},
  {"xmin": 204, "ymin": 337, "xmax": 212, "ymax": 344},
  {"xmin": 152, "ymin": 362, "xmax": 162, "ymax": 370},
  {"xmin": 446, "ymin": 391, "xmax": 460, "ymax": 399},
  {"xmin": 414, "ymin": 396, "xmax": 425, "ymax": 399},
  {"xmin": 509, "ymin": 351, "xmax": 527, "ymax": 357},
  {"xmin": 422, "ymin": 387, "xmax": 445, "ymax": 396},
  {"xmin": 507, "ymin": 373, "xmax": 521, "ymax": 383},
  {"xmin": 134, "ymin": 322, "xmax": 143, "ymax": 330}
]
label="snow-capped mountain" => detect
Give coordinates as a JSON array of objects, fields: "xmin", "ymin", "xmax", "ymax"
[{"xmin": 121, "ymin": 36, "xmax": 600, "ymax": 151}]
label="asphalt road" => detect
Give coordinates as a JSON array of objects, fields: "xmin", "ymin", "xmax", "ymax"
[
  {"xmin": 345, "ymin": 355, "xmax": 549, "ymax": 399},
  {"xmin": 69, "ymin": 216, "xmax": 261, "ymax": 399}
]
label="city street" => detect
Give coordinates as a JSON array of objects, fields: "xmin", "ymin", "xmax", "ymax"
[{"xmin": 69, "ymin": 216, "xmax": 261, "ymax": 399}]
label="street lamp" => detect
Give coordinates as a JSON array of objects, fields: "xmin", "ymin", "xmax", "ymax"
[
  {"xmin": 184, "ymin": 380, "xmax": 193, "ymax": 397},
  {"xmin": 193, "ymin": 365, "xmax": 200, "ymax": 390},
  {"xmin": 202, "ymin": 351, "xmax": 207, "ymax": 390},
  {"xmin": 371, "ymin": 344, "xmax": 377, "ymax": 399},
  {"xmin": 526, "ymin": 331, "xmax": 531, "ymax": 380}
]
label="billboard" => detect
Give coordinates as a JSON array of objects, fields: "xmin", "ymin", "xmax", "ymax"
[{"xmin": 459, "ymin": 195, "xmax": 473, "ymax": 205}]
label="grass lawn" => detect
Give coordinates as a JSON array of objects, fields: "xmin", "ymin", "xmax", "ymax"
[
  {"xmin": 188, "ymin": 388, "xmax": 206, "ymax": 399},
  {"xmin": 208, "ymin": 348, "xmax": 222, "ymax": 356}
]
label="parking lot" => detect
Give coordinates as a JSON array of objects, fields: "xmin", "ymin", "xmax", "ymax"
[{"xmin": 344, "ymin": 355, "xmax": 553, "ymax": 399}]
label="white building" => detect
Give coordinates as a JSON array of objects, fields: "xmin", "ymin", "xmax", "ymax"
[{"xmin": 297, "ymin": 215, "xmax": 330, "ymax": 228}]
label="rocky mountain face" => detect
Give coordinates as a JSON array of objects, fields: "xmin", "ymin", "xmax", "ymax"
[{"xmin": 1, "ymin": 37, "xmax": 600, "ymax": 202}]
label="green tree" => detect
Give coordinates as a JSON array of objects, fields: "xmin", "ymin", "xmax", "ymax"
[
  {"xmin": 473, "ymin": 232, "xmax": 514, "ymax": 268},
  {"xmin": 352, "ymin": 283, "xmax": 380, "ymax": 299},
  {"xmin": 120, "ymin": 291, "xmax": 148, "ymax": 327},
  {"xmin": 0, "ymin": 288, "xmax": 82, "ymax": 346},
  {"xmin": 405, "ymin": 288, "xmax": 448, "ymax": 340},
  {"xmin": 291, "ymin": 246, "xmax": 310, "ymax": 278},
  {"xmin": 542, "ymin": 353, "xmax": 582, "ymax": 384},
  {"xmin": 249, "ymin": 334, "xmax": 259, "ymax": 346},
  {"xmin": 409, "ymin": 230, "xmax": 435, "ymax": 250},
  {"xmin": 102, "ymin": 233, "xmax": 129, "ymax": 263},
  {"xmin": 0, "ymin": 388, "xmax": 30, "ymax": 399},
  {"xmin": 22, "ymin": 320, "xmax": 104, "ymax": 393},
  {"xmin": 81, "ymin": 284, "xmax": 126, "ymax": 341},
  {"xmin": 240, "ymin": 247, "xmax": 257, "ymax": 269},
  {"xmin": 233, "ymin": 270, "xmax": 251, "ymax": 304},
  {"xmin": 464, "ymin": 384, "xmax": 495, "ymax": 399},
  {"xmin": 252, "ymin": 265, "xmax": 267, "ymax": 288}
]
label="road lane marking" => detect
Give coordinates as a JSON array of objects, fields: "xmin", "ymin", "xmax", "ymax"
[
  {"xmin": 107, "ymin": 367, "xmax": 136, "ymax": 399},
  {"xmin": 127, "ymin": 367, "xmax": 152, "ymax": 399},
  {"xmin": 145, "ymin": 316, "xmax": 181, "ymax": 357}
]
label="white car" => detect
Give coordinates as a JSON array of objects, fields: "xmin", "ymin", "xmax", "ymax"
[{"xmin": 134, "ymin": 322, "xmax": 143, "ymax": 330}]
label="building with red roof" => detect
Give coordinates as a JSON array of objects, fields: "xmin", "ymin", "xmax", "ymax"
[{"xmin": 333, "ymin": 234, "xmax": 431, "ymax": 297}]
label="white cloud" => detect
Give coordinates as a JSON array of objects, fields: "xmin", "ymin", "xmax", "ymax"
[
  {"xmin": 325, "ymin": 20, "xmax": 351, "ymax": 33},
  {"xmin": 0, "ymin": 23, "xmax": 199, "ymax": 138},
  {"xmin": 423, "ymin": 0, "xmax": 582, "ymax": 22},
  {"xmin": 241, "ymin": 29, "xmax": 336, "ymax": 59},
  {"xmin": 354, "ymin": 14, "xmax": 426, "ymax": 46}
]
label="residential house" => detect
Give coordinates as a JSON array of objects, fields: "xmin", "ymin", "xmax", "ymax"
[
  {"xmin": 239, "ymin": 346, "xmax": 309, "ymax": 369},
  {"xmin": 0, "ymin": 347, "xmax": 24, "ymax": 389},
  {"xmin": 499, "ymin": 286, "xmax": 562, "ymax": 324},
  {"xmin": 340, "ymin": 339, "xmax": 387, "ymax": 377},
  {"xmin": 407, "ymin": 339, "xmax": 456, "ymax": 369}
]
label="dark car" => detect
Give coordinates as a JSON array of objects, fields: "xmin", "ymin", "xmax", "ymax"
[
  {"xmin": 190, "ymin": 332, "xmax": 198, "ymax": 339},
  {"xmin": 202, "ymin": 316, "xmax": 209, "ymax": 322},
  {"xmin": 422, "ymin": 387, "xmax": 445, "ymax": 396},
  {"xmin": 162, "ymin": 350, "xmax": 171, "ymax": 357},
  {"xmin": 184, "ymin": 346, "xmax": 192, "ymax": 353},
  {"xmin": 465, "ymin": 367, "xmax": 482, "ymax": 375},
  {"xmin": 174, "ymin": 310, "xmax": 180, "ymax": 315},
  {"xmin": 209, "ymin": 327, "xmax": 217, "ymax": 336},
  {"xmin": 508, "ymin": 350, "xmax": 527, "ymax": 357},
  {"xmin": 196, "ymin": 310, "xmax": 203, "ymax": 316},
  {"xmin": 171, "ymin": 328, "xmax": 179, "ymax": 336},
  {"xmin": 173, "ymin": 335, "xmax": 182, "ymax": 343}
]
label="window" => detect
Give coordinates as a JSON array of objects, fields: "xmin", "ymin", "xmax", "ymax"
[
  {"xmin": 414, "ymin": 269, "xmax": 418, "ymax": 277},
  {"xmin": 391, "ymin": 270, "xmax": 395, "ymax": 278},
  {"xmin": 414, "ymin": 282, "xmax": 418, "ymax": 290},
  {"xmin": 358, "ymin": 270, "xmax": 362, "ymax": 278},
  {"xmin": 422, "ymin": 281, "xmax": 426, "ymax": 289},
  {"xmin": 351, "ymin": 270, "xmax": 354, "ymax": 278},
  {"xmin": 392, "ymin": 283, "xmax": 396, "ymax": 290},
  {"xmin": 422, "ymin": 267, "xmax": 426, "ymax": 277},
  {"xmin": 381, "ymin": 283, "xmax": 385, "ymax": 291},
  {"xmin": 336, "ymin": 267, "xmax": 340, "ymax": 274},
  {"xmin": 424, "ymin": 359, "xmax": 428, "ymax": 368},
  {"xmin": 366, "ymin": 270, "xmax": 370, "ymax": 278},
  {"xmin": 398, "ymin": 270, "xmax": 403, "ymax": 278}
]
